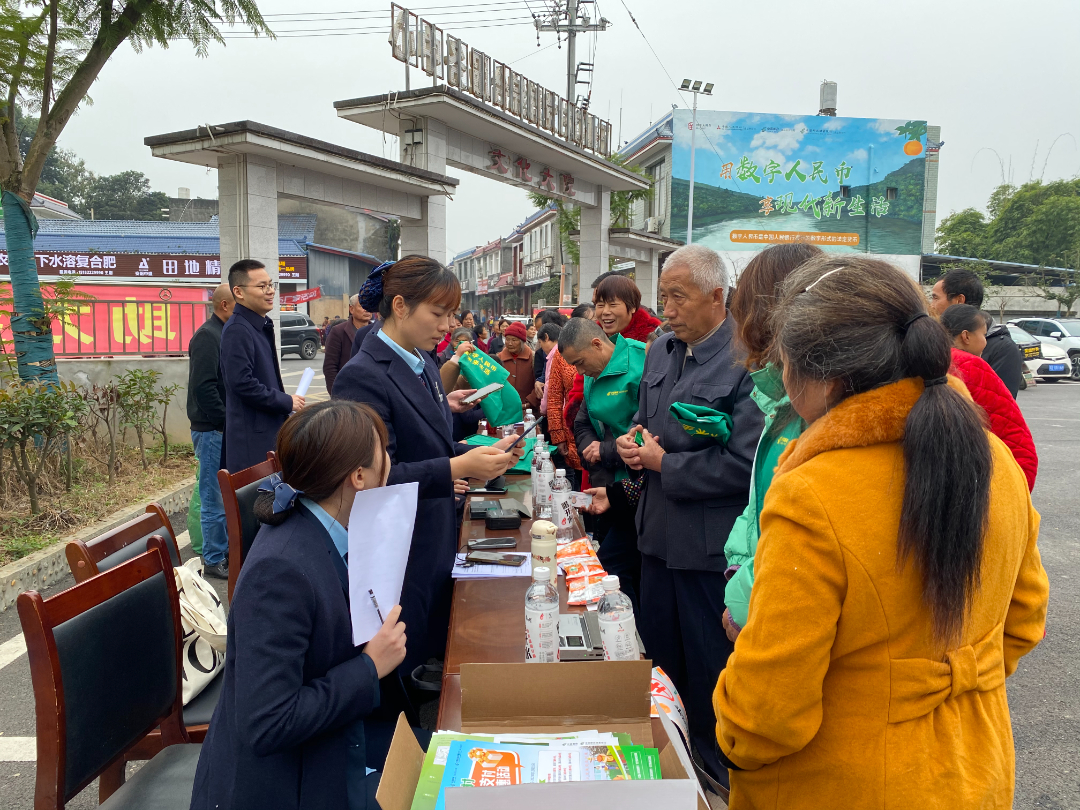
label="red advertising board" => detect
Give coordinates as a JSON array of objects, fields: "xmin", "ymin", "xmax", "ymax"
[
  {"xmin": 1, "ymin": 285, "xmax": 212, "ymax": 357},
  {"xmin": 280, "ymin": 286, "xmax": 322, "ymax": 305}
]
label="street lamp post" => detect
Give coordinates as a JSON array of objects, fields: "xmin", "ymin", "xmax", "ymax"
[{"xmin": 681, "ymin": 79, "xmax": 713, "ymax": 245}]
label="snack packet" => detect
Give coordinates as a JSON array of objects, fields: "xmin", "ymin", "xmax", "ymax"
[
  {"xmin": 568, "ymin": 572, "xmax": 607, "ymax": 605},
  {"xmin": 561, "ymin": 558, "xmax": 606, "ymax": 579},
  {"xmin": 556, "ymin": 538, "xmax": 595, "ymax": 560}
]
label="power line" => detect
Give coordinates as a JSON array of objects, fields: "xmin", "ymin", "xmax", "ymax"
[{"xmin": 216, "ymin": 19, "xmax": 535, "ymax": 38}]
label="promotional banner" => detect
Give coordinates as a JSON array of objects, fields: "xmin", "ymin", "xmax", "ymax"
[
  {"xmin": 671, "ymin": 110, "xmax": 927, "ymax": 255},
  {"xmin": 280, "ymin": 286, "xmax": 322, "ymax": 305},
  {"xmin": 0, "ymin": 285, "xmax": 211, "ymax": 356}
]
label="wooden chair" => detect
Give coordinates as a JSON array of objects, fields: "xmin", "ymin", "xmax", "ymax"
[
  {"xmin": 18, "ymin": 538, "xmax": 201, "ymax": 808},
  {"xmin": 65, "ymin": 503, "xmax": 181, "ymax": 584},
  {"xmin": 64, "ymin": 501, "xmax": 223, "ymax": 784},
  {"xmin": 219, "ymin": 451, "xmax": 280, "ymax": 600}
]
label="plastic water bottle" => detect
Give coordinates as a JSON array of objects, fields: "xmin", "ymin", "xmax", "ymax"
[
  {"xmin": 549, "ymin": 469, "xmax": 575, "ymax": 543},
  {"xmin": 478, "ymin": 418, "xmax": 488, "ymax": 437},
  {"xmin": 530, "ymin": 441, "xmax": 544, "ymax": 506},
  {"xmin": 597, "ymin": 575, "xmax": 640, "ymax": 661},
  {"xmin": 525, "ymin": 567, "xmax": 560, "ymax": 663},
  {"xmin": 525, "ymin": 407, "xmax": 535, "ymax": 426},
  {"xmin": 535, "ymin": 449, "xmax": 554, "ymax": 520}
]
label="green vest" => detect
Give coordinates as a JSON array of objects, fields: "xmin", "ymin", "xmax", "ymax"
[{"xmin": 583, "ymin": 334, "xmax": 646, "ymax": 441}]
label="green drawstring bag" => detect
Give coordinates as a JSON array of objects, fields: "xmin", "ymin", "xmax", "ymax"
[
  {"xmin": 456, "ymin": 349, "xmax": 524, "ymax": 427},
  {"xmin": 669, "ymin": 402, "xmax": 733, "ymax": 445}
]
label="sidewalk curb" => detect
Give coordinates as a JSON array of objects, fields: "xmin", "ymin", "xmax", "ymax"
[{"xmin": 0, "ymin": 476, "xmax": 196, "ymax": 612}]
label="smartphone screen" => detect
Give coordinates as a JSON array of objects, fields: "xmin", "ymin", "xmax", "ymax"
[
  {"xmin": 463, "ymin": 382, "xmax": 504, "ymax": 403},
  {"xmin": 466, "ymin": 551, "xmax": 527, "ymax": 566},
  {"xmin": 468, "ymin": 537, "xmax": 519, "ymax": 550}
]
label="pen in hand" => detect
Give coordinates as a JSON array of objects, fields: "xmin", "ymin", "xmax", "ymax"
[{"xmin": 368, "ymin": 588, "xmax": 385, "ymax": 622}]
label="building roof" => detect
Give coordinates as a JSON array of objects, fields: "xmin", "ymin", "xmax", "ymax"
[
  {"xmin": 0, "ymin": 215, "xmax": 316, "ymax": 257},
  {"xmin": 145, "ymin": 120, "xmax": 459, "ymax": 190},
  {"xmin": 306, "ymin": 242, "xmax": 383, "ymax": 266},
  {"xmin": 618, "ymin": 111, "xmax": 674, "ymax": 163},
  {"xmin": 922, "ymin": 253, "xmax": 1077, "ymax": 281}
]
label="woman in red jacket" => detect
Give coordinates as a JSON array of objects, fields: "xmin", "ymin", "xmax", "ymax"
[{"xmin": 942, "ymin": 304, "xmax": 1038, "ymax": 490}]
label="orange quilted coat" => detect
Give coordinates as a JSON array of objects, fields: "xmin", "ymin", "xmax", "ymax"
[{"xmin": 714, "ymin": 377, "xmax": 1049, "ymax": 810}]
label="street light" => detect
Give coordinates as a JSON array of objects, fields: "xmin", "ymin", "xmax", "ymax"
[{"xmin": 681, "ymin": 77, "xmax": 713, "ymax": 244}]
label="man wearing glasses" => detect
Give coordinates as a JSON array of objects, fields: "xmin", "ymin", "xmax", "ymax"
[{"xmin": 219, "ymin": 259, "xmax": 305, "ymax": 472}]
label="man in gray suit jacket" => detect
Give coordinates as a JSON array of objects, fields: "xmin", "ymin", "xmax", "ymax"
[{"xmin": 617, "ymin": 244, "xmax": 763, "ymax": 788}]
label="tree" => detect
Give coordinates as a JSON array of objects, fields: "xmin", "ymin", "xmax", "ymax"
[
  {"xmin": 84, "ymin": 169, "xmax": 169, "ymax": 219},
  {"xmin": 1, "ymin": 0, "xmax": 272, "ymax": 384},
  {"xmin": 1032, "ymin": 261, "xmax": 1080, "ymax": 317},
  {"xmin": 937, "ymin": 179, "xmax": 1080, "ymax": 268}
]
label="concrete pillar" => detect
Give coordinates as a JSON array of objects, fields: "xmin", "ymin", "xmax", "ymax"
[
  {"xmin": 635, "ymin": 250, "xmax": 659, "ymax": 310},
  {"xmin": 218, "ymin": 153, "xmax": 282, "ymax": 342},
  {"xmin": 398, "ymin": 117, "xmax": 448, "ymax": 264},
  {"xmin": 578, "ymin": 187, "xmax": 610, "ymax": 297}
]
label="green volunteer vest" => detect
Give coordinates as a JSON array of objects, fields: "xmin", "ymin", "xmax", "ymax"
[{"xmin": 583, "ymin": 333, "xmax": 646, "ymax": 443}]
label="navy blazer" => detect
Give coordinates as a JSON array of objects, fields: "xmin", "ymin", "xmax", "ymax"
[
  {"xmin": 633, "ymin": 318, "xmax": 764, "ymax": 571},
  {"xmin": 332, "ymin": 334, "xmax": 470, "ymax": 672},
  {"xmin": 219, "ymin": 304, "xmax": 293, "ymax": 472},
  {"xmin": 190, "ymin": 503, "xmax": 379, "ymax": 810}
]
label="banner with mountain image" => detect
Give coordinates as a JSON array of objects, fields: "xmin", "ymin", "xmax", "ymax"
[{"xmin": 671, "ymin": 110, "xmax": 928, "ymax": 255}]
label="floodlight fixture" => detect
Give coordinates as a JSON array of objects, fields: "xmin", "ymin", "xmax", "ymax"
[
  {"xmin": 691, "ymin": 80, "xmax": 702, "ymax": 91},
  {"xmin": 703, "ymin": 83, "xmax": 714, "ymax": 95},
  {"xmin": 680, "ymin": 79, "xmax": 691, "ymax": 90}
]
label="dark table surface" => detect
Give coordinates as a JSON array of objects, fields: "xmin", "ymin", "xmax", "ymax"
[{"xmin": 437, "ymin": 475, "xmax": 583, "ymax": 729}]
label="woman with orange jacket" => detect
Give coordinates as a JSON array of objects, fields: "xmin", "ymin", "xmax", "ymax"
[{"xmin": 713, "ymin": 256, "xmax": 1048, "ymax": 810}]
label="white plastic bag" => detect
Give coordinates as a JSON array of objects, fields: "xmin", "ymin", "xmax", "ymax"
[{"xmin": 174, "ymin": 558, "xmax": 227, "ymax": 705}]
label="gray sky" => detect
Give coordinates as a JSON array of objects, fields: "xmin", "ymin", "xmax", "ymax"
[{"xmin": 54, "ymin": 0, "xmax": 1079, "ymax": 256}]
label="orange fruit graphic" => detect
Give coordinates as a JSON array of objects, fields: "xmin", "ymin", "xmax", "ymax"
[{"xmin": 903, "ymin": 140, "xmax": 923, "ymax": 156}]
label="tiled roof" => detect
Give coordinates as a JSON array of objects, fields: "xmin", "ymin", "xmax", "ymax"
[
  {"xmin": 619, "ymin": 111, "xmax": 674, "ymax": 160},
  {"xmin": 0, "ymin": 215, "xmax": 315, "ymax": 257}
]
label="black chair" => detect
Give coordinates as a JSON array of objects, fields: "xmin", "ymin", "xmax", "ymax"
[
  {"xmin": 219, "ymin": 452, "xmax": 279, "ymax": 600},
  {"xmin": 18, "ymin": 537, "xmax": 201, "ymax": 807},
  {"xmin": 65, "ymin": 504, "xmax": 181, "ymax": 584}
]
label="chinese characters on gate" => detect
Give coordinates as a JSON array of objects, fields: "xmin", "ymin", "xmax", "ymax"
[{"xmin": 0, "ymin": 253, "xmax": 307, "ymax": 281}]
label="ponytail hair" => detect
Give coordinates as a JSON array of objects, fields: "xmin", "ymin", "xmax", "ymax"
[
  {"xmin": 255, "ymin": 400, "xmax": 390, "ymax": 526},
  {"xmin": 775, "ymin": 256, "xmax": 992, "ymax": 644}
]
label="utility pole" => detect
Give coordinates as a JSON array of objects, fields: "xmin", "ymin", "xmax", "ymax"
[
  {"xmin": 680, "ymin": 78, "xmax": 713, "ymax": 244},
  {"xmin": 535, "ymin": 0, "xmax": 610, "ymax": 107}
]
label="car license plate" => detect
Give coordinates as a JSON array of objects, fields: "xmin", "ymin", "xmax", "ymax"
[{"xmin": 1048, "ymin": 364, "xmax": 1066, "ymax": 372}]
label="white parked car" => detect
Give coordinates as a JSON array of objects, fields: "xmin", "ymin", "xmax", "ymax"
[
  {"xmin": 1009, "ymin": 317, "xmax": 1080, "ymax": 380},
  {"xmin": 1007, "ymin": 324, "xmax": 1072, "ymax": 383}
]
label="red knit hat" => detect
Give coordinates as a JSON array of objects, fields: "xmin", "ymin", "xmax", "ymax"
[{"xmin": 504, "ymin": 322, "xmax": 528, "ymax": 340}]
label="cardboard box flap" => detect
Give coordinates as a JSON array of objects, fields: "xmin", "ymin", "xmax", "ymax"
[
  {"xmin": 460, "ymin": 660, "xmax": 652, "ymax": 726},
  {"xmin": 654, "ymin": 696, "xmax": 714, "ymax": 810},
  {"xmin": 375, "ymin": 713, "xmax": 424, "ymax": 810},
  {"xmin": 444, "ymin": 778, "xmax": 699, "ymax": 809}
]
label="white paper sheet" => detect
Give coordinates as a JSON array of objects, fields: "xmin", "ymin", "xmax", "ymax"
[
  {"xmin": 295, "ymin": 367, "xmax": 315, "ymax": 397},
  {"xmin": 347, "ymin": 482, "xmax": 419, "ymax": 645},
  {"xmin": 451, "ymin": 551, "xmax": 533, "ymax": 578}
]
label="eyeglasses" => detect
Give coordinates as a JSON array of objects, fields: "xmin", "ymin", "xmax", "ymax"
[{"xmin": 240, "ymin": 282, "xmax": 277, "ymax": 293}]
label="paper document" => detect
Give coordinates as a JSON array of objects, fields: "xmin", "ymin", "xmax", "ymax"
[
  {"xmin": 295, "ymin": 367, "xmax": 315, "ymax": 397},
  {"xmin": 452, "ymin": 551, "xmax": 533, "ymax": 579},
  {"xmin": 348, "ymin": 481, "xmax": 419, "ymax": 645}
]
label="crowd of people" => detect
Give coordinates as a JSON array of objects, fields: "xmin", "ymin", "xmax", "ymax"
[{"xmin": 184, "ymin": 244, "xmax": 1049, "ymax": 810}]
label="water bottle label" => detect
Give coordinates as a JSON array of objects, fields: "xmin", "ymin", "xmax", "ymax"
[
  {"xmin": 598, "ymin": 615, "xmax": 640, "ymax": 661},
  {"xmin": 525, "ymin": 606, "xmax": 560, "ymax": 663},
  {"xmin": 553, "ymin": 492, "xmax": 574, "ymax": 530}
]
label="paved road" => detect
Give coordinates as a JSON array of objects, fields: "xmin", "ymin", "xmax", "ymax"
[{"xmin": 0, "ymin": 378, "xmax": 1076, "ymax": 808}]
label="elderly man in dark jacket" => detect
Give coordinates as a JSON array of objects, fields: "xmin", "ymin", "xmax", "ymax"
[
  {"xmin": 219, "ymin": 260, "xmax": 305, "ymax": 472},
  {"xmin": 187, "ymin": 283, "xmax": 233, "ymax": 578},
  {"xmin": 617, "ymin": 244, "xmax": 763, "ymax": 789},
  {"xmin": 323, "ymin": 294, "xmax": 372, "ymax": 395}
]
